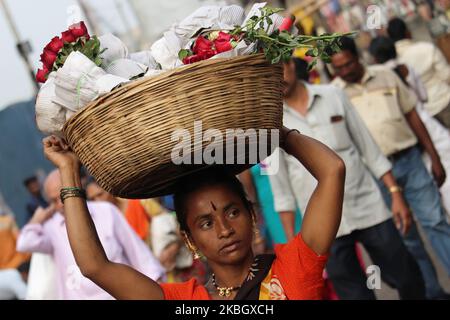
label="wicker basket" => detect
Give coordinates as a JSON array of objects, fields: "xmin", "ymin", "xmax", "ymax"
[{"xmin": 62, "ymin": 54, "xmax": 283, "ymax": 198}]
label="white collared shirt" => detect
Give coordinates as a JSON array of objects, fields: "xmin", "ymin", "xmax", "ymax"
[
  {"xmin": 268, "ymin": 83, "xmax": 392, "ymax": 237},
  {"xmin": 395, "ymin": 39, "xmax": 450, "ymax": 116}
]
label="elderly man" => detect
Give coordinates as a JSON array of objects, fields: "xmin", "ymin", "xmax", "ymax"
[{"xmin": 17, "ymin": 170, "xmax": 165, "ymax": 300}]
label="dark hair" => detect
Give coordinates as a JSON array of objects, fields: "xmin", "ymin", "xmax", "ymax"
[
  {"xmin": 336, "ymin": 36, "xmax": 359, "ymax": 58},
  {"xmin": 387, "ymin": 17, "xmax": 408, "ymax": 42},
  {"xmin": 173, "ymin": 167, "xmax": 254, "ymax": 234},
  {"xmin": 23, "ymin": 176, "xmax": 37, "ymax": 187},
  {"xmin": 293, "ymin": 57, "xmax": 309, "ymax": 81},
  {"xmin": 369, "ymin": 36, "xmax": 397, "ymax": 63}
]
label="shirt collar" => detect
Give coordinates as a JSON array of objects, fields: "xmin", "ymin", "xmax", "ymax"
[
  {"xmin": 395, "ymin": 38, "xmax": 413, "ymax": 50},
  {"xmin": 360, "ymin": 68, "xmax": 375, "ymax": 84},
  {"xmin": 383, "ymin": 59, "xmax": 398, "ymax": 69},
  {"xmin": 283, "ymin": 81, "xmax": 322, "ymax": 115}
]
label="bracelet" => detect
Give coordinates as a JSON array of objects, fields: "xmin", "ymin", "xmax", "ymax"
[
  {"xmin": 388, "ymin": 185, "xmax": 402, "ymax": 194},
  {"xmin": 60, "ymin": 187, "xmax": 86, "ymax": 203}
]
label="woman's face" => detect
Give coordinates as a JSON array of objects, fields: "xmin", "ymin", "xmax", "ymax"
[{"xmin": 184, "ymin": 183, "xmax": 254, "ymax": 266}]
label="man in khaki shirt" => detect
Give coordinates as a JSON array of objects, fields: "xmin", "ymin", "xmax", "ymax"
[
  {"xmin": 331, "ymin": 36, "xmax": 450, "ymax": 295},
  {"xmin": 388, "ymin": 17, "xmax": 450, "ymax": 128}
]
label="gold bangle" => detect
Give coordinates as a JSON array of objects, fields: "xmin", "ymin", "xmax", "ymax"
[{"xmin": 389, "ymin": 185, "xmax": 402, "ymax": 193}]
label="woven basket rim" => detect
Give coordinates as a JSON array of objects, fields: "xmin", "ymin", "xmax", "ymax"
[{"xmin": 62, "ymin": 53, "xmax": 269, "ymax": 132}]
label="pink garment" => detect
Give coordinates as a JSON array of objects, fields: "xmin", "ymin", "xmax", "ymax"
[{"xmin": 16, "ymin": 201, "xmax": 165, "ymax": 300}]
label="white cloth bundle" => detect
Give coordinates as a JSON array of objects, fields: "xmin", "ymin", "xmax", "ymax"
[
  {"xmin": 103, "ymin": 58, "xmax": 148, "ymax": 79},
  {"xmin": 173, "ymin": 5, "xmax": 245, "ymax": 40},
  {"xmin": 150, "ymin": 31, "xmax": 183, "ymax": 71},
  {"xmin": 242, "ymin": 2, "xmax": 284, "ymax": 34},
  {"xmin": 99, "ymin": 34, "xmax": 129, "ymax": 68},
  {"xmin": 52, "ymin": 51, "xmax": 128, "ymax": 113},
  {"xmin": 151, "ymin": 5, "xmax": 245, "ymax": 70},
  {"xmin": 151, "ymin": 3, "xmax": 284, "ymax": 69},
  {"xmin": 35, "ymin": 73, "xmax": 66, "ymax": 136},
  {"xmin": 129, "ymin": 51, "xmax": 160, "ymax": 69},
  {"xmin": 99, "ymin": 33, "xmax": 150, "ymax": 79}
]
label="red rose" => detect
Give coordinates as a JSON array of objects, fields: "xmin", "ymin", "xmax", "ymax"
[
  {"xmin": 61, "ymin": 30, "xmax": 76, "ymax": 43},
  {"xmin": 36, "ymin": 67, "xmax": 49, "ymax": 83},
  {"xmin": 40, "ymin": 49, "xmax": 57, "ymax": 70},
  {"xmin": 214, "ymin": 32, "xmax": 234, "ymax": 53},
  {"xmin": 193, "ymin": 36, "xmax": 214, "ymax": 54},
  {"xmin": 183, "ymin": 54, "xmax": 202, "ymax": 64},
  {"xmin": 216, "ymin": 31, "xmax": 232, "ymax": 42},
  {"xmin": 44, "ymin": 36, "xmax": 64, "ymax": 54},
  {"xmin": 69, "ymin": 21, "xmax": 89, "ymax": 39},
  {"xmin": 182, "ymin": 49, "xmax": 216, "ymax": 64},
  {"xmin": 214, "ymin": 39, "xmax": 233, "ymax": 53}
]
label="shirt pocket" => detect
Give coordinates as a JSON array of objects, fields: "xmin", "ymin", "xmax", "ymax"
[
  {"xmin": 371, "ymin": 88, "xmax": 403, "ymax": 121},
  {"xmin": 311, "ymin": 115, "xmax": 352, "ymax": 151}
]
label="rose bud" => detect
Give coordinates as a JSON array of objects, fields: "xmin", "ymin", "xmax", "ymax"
[
  {"xmin": 193, "ymin": 36, "xmax": 214, "ymax": 55},
  {"xmin": 40, "ymin": 49, "xmax": 57, "ymax": 70},
  {"xmin": 61, "ymin": 30, "xmax": 76, "ymax": 43},
  {"xmin": 183, "ymin": 54, "xmax": 202, "ymax": 64},
  {"xmin": 69, "ymin": 21, "xmax": 89, "ymax": 39},
  {"xmin": 45, "ymin": 36, "xmax": 64, "ymax": 54},
  {"xmin": 216, "ymin": 31, "xmax": 232, "ymax": 42},
  {"xmin": 36, "ymin": 67, "xmax": 49, "ymax": 83}
]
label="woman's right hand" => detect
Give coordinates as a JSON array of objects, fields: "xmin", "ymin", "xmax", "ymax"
[{"xmin": 42, "ymin": 135, "xmax": 80, "ymax": 170}]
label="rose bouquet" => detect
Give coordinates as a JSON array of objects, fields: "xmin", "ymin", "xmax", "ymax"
[
  {"xmin": 34, "ymin": 22, "xmax": 154, "ymax": 136},
  {"xmin": 36, "ymin": 22, "xmax": 104, "ymax": 83},
  {"xmin": 178, "ymin": 6, "xmax": 352, "ymax": 69}
]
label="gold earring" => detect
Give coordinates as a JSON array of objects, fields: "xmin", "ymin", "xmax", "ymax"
[{"xmin": 182, "ymin": 233, "xmax": 200, "ymax": 260}]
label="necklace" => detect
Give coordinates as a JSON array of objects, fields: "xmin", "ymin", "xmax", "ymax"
[
  {"xmin": 211, "ymin": 273, "xmax": 241, "ymax": 297},
  {"xmin": 210, "ymin": 257, "xmax": 259, "ymax": 298}
]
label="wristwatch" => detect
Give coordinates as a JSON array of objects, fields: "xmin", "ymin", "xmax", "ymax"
[{"xmin": 388, "ymin": 185, "xmax": 402, "ymax": 194}]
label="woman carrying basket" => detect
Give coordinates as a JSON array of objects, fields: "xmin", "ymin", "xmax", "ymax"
[{"xmin": 42, "ymin": 126, "xmax": 345, "ymax": 300}]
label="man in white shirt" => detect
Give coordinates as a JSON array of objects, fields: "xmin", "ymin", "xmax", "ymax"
[
  {"xmin": 268, "ymin": 58, "xmax": 425, "ymax": 299},
  {"xmin": 388, "ymin": 17, "xmax": 450, "ymax": 128},
  {"xmin": 331, "ymin": 36, "xmax": 450, "ymax": 299}
]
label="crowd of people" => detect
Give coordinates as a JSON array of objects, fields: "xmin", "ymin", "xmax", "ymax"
[{"xmin": 1, "ymin": 15, "xmax": 450, "ymax": 300}]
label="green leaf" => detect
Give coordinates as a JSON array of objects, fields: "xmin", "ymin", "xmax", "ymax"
[
  {"xmin": 278, "ymin": 31, "xmax": 291, "ymax": 42},
  {"xmin": 322, "ymin": 55, "xmax": 331, "ymax": 63},
  {"xmin": 178, "ymin": 49, "xmax": 192, "ymax": 60},
  {"xmin": 94, "ymin": 57, "xmax": 103, "ymax": 66},
  {"xmin": 271, "ymin": 55, "xmax": 281, "ymax": 64},
  {"xmin": 307, "ymin": 60, "xmax": 318, "ymax": 71},
  {"xmin": 305, "ymin": 48, "xmax": 316, "ymax": 57}
]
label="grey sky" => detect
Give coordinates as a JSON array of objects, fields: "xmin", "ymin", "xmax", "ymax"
[{"xmin": 0, "ymin": 0, "xmax": 141, "ymax": 110}]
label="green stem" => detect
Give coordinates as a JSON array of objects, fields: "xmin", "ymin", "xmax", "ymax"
[{"xmin": 254, "ymin": 34, "xmax": 314, "ymax": 48}]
